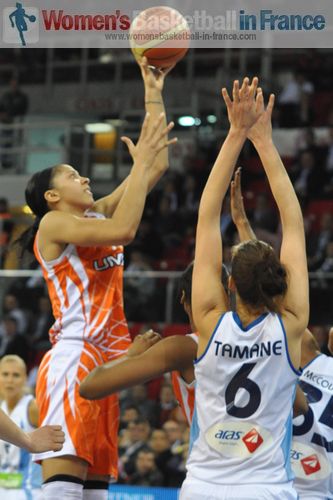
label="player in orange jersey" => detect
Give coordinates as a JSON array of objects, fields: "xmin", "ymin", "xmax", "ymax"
[{"xmin": 17, "ymin": 58, "xmax": 177, "ymax": 500}]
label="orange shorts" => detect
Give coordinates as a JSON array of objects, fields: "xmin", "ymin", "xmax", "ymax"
[{"xmin": 33, "ymin": 340, "xmax": 120, "ymax": 478}]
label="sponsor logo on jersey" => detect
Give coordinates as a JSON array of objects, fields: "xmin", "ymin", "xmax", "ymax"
[
  {"xmin": 206, "ymin": 420, "xmax": 272, "ymax": 458},
  {"xmin": 300, "ymin": 454, "xmax": 321, "ymax": 475},
  {"xmin": 291, "ymin": 441, "xmax": 331, "ymax": 480},
  {"xmin": 290, "ymin": 449, "xmax": 303, "ymax": 460},
  {"xmin": 93, "ymin": 252, "xmax": 124, "ymax": 271},
  {"xmin": 242, "ymin": 428, "xmax": 264, "ymax": 453},
  {"xmin": 214, "ymin": 430, "xmax": 243, "ymax": 441}
]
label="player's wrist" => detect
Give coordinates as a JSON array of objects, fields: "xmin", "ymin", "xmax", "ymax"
[
  {"xmin": 22, "ymin": 431, "xmax": 33, "ymax": 452},
  {"xmin": 228, "ymin": 127, "xmax": 248, "ymax": 142},
  {"xmin": 251, "ymin": 136, "xmax": 273, "ymax": 149}
]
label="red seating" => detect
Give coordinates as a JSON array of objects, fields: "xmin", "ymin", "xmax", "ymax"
[
  {"xmin": 306, "ymin": 200, "xmax": 333, "ymax": 232},
  {"xmin": 162, "ymin": 323, "xmax": 191, "ymax": 337}
]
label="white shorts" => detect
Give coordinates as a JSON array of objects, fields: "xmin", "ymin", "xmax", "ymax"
[
  {"xmin": 0, "ymin": 488, "xmax": 42, "ymax": 499},
  {"xmin": 180, "ymin": 476, "xmax": 298, "ymax": 500}
]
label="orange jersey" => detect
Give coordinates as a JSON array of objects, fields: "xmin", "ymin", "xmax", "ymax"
[
  {"xmin": 171, "ymin": 333, "xmax": 198, "ymax": 425},
  {"xmin": 33, "ymin": 212, "xmax": 130, "ymax": 358}
]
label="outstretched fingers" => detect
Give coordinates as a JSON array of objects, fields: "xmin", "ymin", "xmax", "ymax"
[
  {"xmin": 120, "ymin": 136, "xmax": 135, "ymax": 156},
  {"xmin": 239, "ymin": 77, "xmax": 250, "ymax": 99},
  {"xmin": 249, "ymin": 76, "xmax": 259, "ymax": 99},
  {"xmin": 222, "ymin": 87, "xmax": 232, "ymax": 113},
  {"xmin": 153, "ymin": 120, "xmax": 178, "ymax": 153},
  {"xmin": 267, "ymin": 93, "xmax": 275, "ymax": 116},
  {"xmin": 256, "ymin": 87, "xmax": 264, "ymax": 114},
  {"xmin": 233, "ymin": 80, "xmax": 240, "ymax": 103}
]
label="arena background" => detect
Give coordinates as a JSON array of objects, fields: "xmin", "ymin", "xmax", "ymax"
[{"xmin": 0, "ymin": 47, "xmax": 332, "ymax": 499}]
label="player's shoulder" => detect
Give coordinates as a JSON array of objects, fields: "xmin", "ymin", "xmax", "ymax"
[{"xmin": 39, "ymin": 210, "xmax": 73, "ymax": 232}]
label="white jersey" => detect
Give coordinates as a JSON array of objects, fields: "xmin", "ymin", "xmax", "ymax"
[
  {"xmin": 186, "ymin": 311, "xmax": 300, "ymax": 485},
  {"xmin": 291, "ymin": 354, "xmax": 333, "ymax": 499},
  {"xmin": 0, "ymin": 395, "xmax": 42, "ymax": 492}
]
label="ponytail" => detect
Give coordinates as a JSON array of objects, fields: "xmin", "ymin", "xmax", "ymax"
[
  {"xmin": 253, "ymin": 258, "xmax": 287, "ymax": 313},
  {"xmin": 15, "ymin": 216, "xmax": 42, "ymax": 256},
  {"xmin": 15, "ymin": 166, "xmax": 58, "ymax": 256}
]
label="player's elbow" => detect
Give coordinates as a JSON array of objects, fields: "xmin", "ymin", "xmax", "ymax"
[
  {"xmin": 79, "ymin": 374, "xmax": 100, "ymax": 400},
  {"xmin": 122, "ymin": 229, "xmax": 136, "ymax": 245}
]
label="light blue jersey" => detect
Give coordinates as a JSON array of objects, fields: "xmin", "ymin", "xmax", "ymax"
[
  {"xmin": 0, "ymin": 394, "xmax": 42, "ymax": 498},
  {"xmin": 186, "ymin": 312, "xmax": 300, "ymax": 487},
  {"xmin": 292, "ymin": 354, "xmax": 333, "ymax": 500}
]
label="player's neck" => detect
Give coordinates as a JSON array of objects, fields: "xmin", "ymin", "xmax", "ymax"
[{"xmin": 235, "ymin": 300, "xmax": 266, "ymax": 328}]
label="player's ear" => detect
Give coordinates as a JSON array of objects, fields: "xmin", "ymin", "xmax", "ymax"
[
  {"xmin": 44, "ymin": 189, "xmax": 60, "ymax": 205},
  {"xmin": 180, "ymin": 290, "xmax": 185, "ymax": 305}
]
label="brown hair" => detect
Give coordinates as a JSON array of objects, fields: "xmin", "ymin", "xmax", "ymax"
[{"xmin": 231, "ymin": 240, "xmax": 287, "ymax": 313}]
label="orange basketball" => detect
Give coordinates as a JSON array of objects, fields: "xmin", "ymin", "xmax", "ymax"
[{"xmin": 130, "ymin": 6, "xmax": 190, "ymax": 68}]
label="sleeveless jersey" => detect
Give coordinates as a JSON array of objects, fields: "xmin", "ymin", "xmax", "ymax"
[
  {"xmin": 33, "ymin": 212, "xmax": 130, "ymax": 358},
  {"xmin": 0, "ymin": 395, "xmax": 42, "ymax": 490},
  {"xmin": 171, "ymin": 333, "xmax": 198, "ymax": 425},
  {"xmin": 292, "ymin": 354, "xmax": 333, "ymax": 499},
  {"xmin": 186, "ymin": 311, "xmax": 300, "ymax": 485}
]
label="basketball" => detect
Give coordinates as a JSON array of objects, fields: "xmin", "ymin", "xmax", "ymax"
[
  {"xmin": 29, "ymin": 15, "xmax": 36, "ymax": 22},
  {"xmin": 130, "ymin": 6, "xmax": 190, "ymax": 68}
]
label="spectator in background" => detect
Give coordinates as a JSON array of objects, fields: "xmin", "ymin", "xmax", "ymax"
[
  {"xmin": 308, "ymin": 213, "xmax": 333, "ymax": 270},
  {"xmin": 120, "ymin": 405, "xmax": 141, "ymax": 431},
  {"xmin": 118, "ymin": 418, "xmax": 151, "ymax": 480},
  {"xmin": 154, "ymin": 196, "xmax": 183, "ymax": 249},
  {"xmin": 293, "ymin": 149, "xmax": 327, "ymax": 204},
  {"xmin": 133, "ymin": 219, "xmax": 163, "ymax": 261},
  {"xmin": 124, "ymin": 250, "xmax": 156, "ymax": 321},
  {"xmin": 181, "ymin": 175, "xmax": 200, "ymax": 217},
  {"xmin": 159, "ymin": 420, "xmax": 187, "ymax": 487},
  {"xmin": 162, "ymin": 420, "xmax": 183, "ymax": 452},
  {"xmin": 2, "ymin": 293, "xmax": 27, "ymax": 334},
  {"xmin": 126, "ymin": 384, "xmax": 157, "ymax": 425},
  {"xmin": 278, "ymin": 72, "xmax": 314, "ymax": 127},
  {"xmin": 149, "ymin": 429, "xmax": 170, "ymax": 456},
  {"xmin": 0, "ymin": 78, "xmax": 29, "ymax": 121},
  {"xmin": 163, "ymin": 178, "xmax": 179, "ymax": 212},
  {"xmin": 0, "ymin": 78, "xmax": 29, "ymax": 169},
  {"xmin": 251, "ymin": 193, "xmax": 278, "ymax": 233},
  {"xmin": 128, "ymin": 449, "xmax": 163, "ymax": 486},
  {"xmin": 27, "ymin": 295, "xmax": 53, "ymax": 349},
  {"xmin": 295, "ymin": 128, "xmax": 327, "ymax": 165},
  {"xmin": 157, "ymin": 384, "xmax": 178, "ymax": 426},
  {"xmin": 0, "ymin": 316, "xmax": 29, "ymax": 363},
  {"xmin": 0, "ymin": 198, "xmax": 14, "ymax": 267}
]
